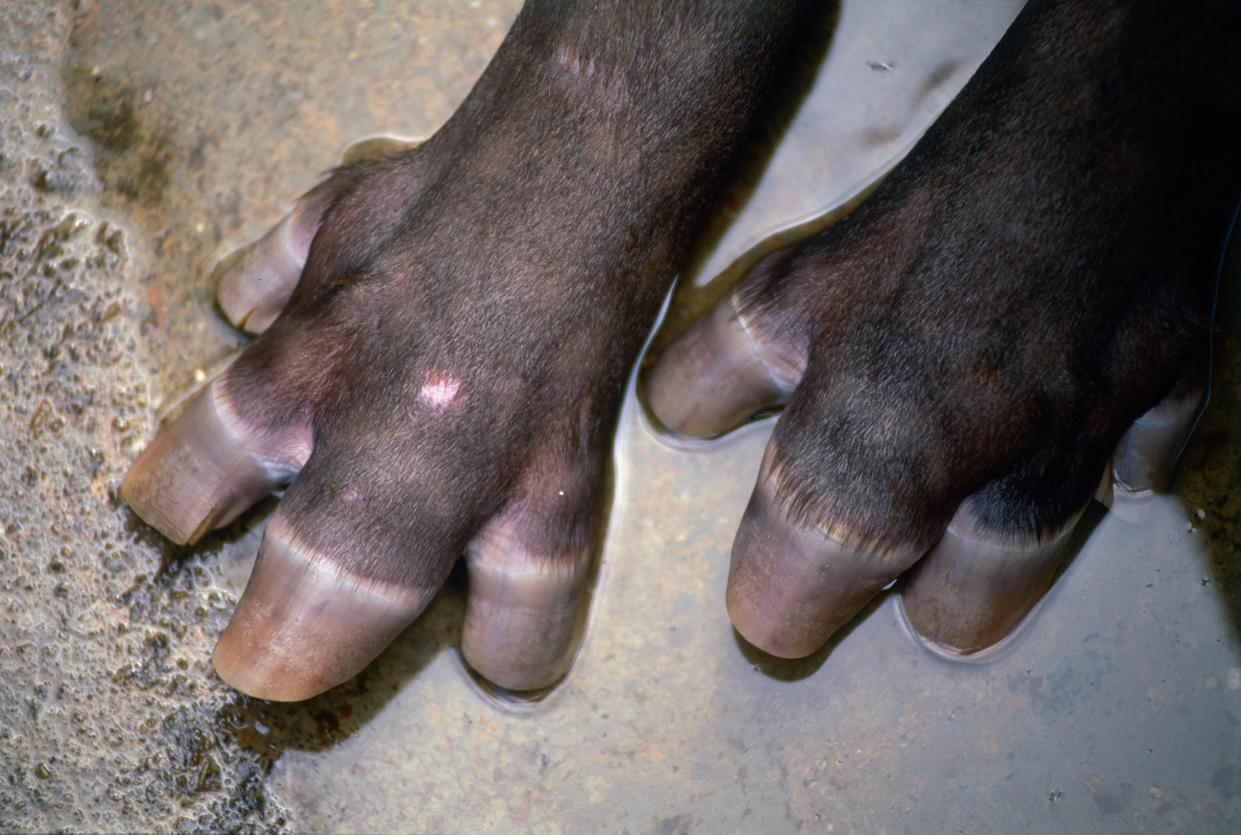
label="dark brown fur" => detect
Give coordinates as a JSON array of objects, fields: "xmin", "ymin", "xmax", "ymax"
[
  {"xmin": 732, "ymin": 0, "xmax": 1239, "ymax": 551},
  {"xmin": 215, "ymin": 0, "xmax": 826, "ymax": 589}
]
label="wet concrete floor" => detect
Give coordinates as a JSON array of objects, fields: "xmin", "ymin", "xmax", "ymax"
[{"xmin": 2, "ymin": 1, "xmax": 1239, "ymax": 831}]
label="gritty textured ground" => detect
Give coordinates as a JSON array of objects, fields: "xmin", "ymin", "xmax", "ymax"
[
  {"xmin": 1, "ymin": 1, "xmax": 509, "ymax": 830},
  {"xmin": 0, "ymin": 3, "xmax": 285, "ymax": 831},
  {"xmin": 2, "ymin": 1, "xmax": 1239, "ymax": 832}
]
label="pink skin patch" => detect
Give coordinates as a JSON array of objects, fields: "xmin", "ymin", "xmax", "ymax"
[
  {"xmin": 556, "ymin": 45, "xmax": 596, "ymax": 78},
  {"xmin": 417, "ymin": 373, "xmax": 461, "ymax": 411}
]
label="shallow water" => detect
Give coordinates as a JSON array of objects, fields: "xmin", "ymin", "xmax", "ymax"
[{"xmin": 2, "ymin": 1, "xmax": 1239, "ymax": 831}]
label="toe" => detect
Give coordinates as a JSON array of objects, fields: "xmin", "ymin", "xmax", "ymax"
[
  {"xmin": 726, "ymin": 451, "xmax": 927, "ymax": 658},
  {"xmin": 337, "ymin": 135, "xmax": 422, "ymax": 166},
  {"xmin": 208, "ymin": 432, "xmax": 475, "ymax": 701},
  {"xmin": 214, "ymin": 188, "xmax": 335, "ymax": 333},
  {"xmin": 1111, "ymin": 361, "xmax": 1206, "ymax": 494},
  {"xmin": 121, "ymin": 374, "xmax": 312, "ymax": 545},
  {"xmin": 900, "ymin": 420, "xmax": 1116, "ymax": 658},
  {"xmin": 212, "ymin": 513, "xmax": 434, "ymax": 701},
  {"xmin": 462, "ymin": 517, "xmax": 596, "ymax": 691},
  {"xmin": 900, "ymin": 499, "xmax": 1085, "ymax": 658},
  {"xmin": 461, "ymin": 458, "xmax": 605, "ymax": 691},
  {"xmin": 645, "ymin": 292, "xmax": 801, "ymax": 439},
  {"xmin": 215, "ymin": 138, "xmax": 430, "ymax": 334}
]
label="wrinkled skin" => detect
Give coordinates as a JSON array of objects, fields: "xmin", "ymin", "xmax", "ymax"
[{"xmin": 123, "ymin": 0, "xmax": 1240, "ymax": 701}]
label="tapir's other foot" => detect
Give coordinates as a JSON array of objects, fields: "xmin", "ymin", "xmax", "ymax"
[
  {"xmin": 123, "ymin": 1, "xmax": 828, "ymax": 699},
  {"xmin": 646, "ymin": 0, "xmax": 1240, "ymax": 660}
]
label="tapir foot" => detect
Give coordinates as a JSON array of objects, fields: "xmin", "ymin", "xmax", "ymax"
[
  {"xmin": 646, "ymin": 0, "xmax": 1239, "ymax": 660},
  {"xmin": 122, "ymin": 1, "xmax": 826, "ymax": 700}
]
